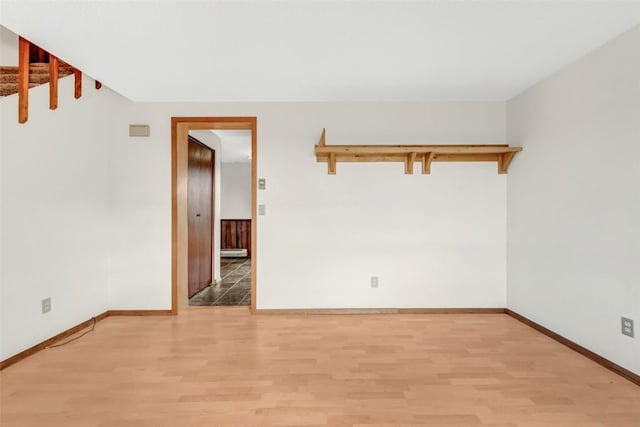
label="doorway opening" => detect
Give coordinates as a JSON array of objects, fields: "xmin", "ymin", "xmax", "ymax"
[
  {"xmin": 171, "ymin": 117, "xmax": 257, "ymax": 313},
  {"xmin": 188, "ymin": 130, "xmax": 252, "ymax": 307}
]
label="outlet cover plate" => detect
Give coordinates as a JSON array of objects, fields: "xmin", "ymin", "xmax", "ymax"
[
  {"xmin": 620, "ymin": 317, "xmax": 634, "ymax": 338},
  {"xmin": 41, "ymin": 297, "xmax": 51, "ymax": 314},
  {"xmin": 371, "ymin": 276, "xmax": 379, "ymax": 288},
  {"xmin": 621, "ymin": 317, "xmax": 634, "ymax": 338}
]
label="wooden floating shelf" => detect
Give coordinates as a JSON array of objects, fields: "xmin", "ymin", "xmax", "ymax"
[{"xmin": 315, "ymin": 128, "xmax": 523, "ymax": 175}]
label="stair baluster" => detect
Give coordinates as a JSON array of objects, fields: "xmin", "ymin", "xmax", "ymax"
[
  {"xmin": 18, "ymin": 36, "xmax": 29, "ymax": 123},
  {"xmin": 49, "ymin": 55, "xmax": 58, "ymax": 110}
]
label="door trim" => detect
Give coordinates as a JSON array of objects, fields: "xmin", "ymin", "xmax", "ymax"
[{"xmin": 171, "ymin": 117, "xmax": 257, "ymax": 313}]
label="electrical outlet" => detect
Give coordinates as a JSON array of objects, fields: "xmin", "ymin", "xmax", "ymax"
[
  {"xmin": 258, "ymin": 204, "xmax": 266, "ymax": 216},
  {"xmin": 621, "ymin": 317, "xmax": 634, "ymax": 338},
  {"xmin": 370, "ymin": 276, "xmax": 379, "ymax": 288},
  {"xmin": 41, "ymin": 297, "xmax": 51, "ymax": 314}
]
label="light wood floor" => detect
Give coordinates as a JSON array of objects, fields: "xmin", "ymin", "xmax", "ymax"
[{"xmin": 1, "ymin": 309, "xmax": 639, "ymax": 426}]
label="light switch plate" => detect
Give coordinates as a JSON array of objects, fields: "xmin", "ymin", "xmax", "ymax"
[
  {"xmin": 258, "ymin": 204, "xmax": 266, "ymax": 216},
  {"xmin": 258, "ymin": 178, "xmax": 266, "ymax": 190}
]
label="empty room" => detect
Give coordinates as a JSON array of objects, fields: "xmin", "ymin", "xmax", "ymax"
[{"xmin": 0, "ymin": 1, "xmax": 639, "ymax": 426}]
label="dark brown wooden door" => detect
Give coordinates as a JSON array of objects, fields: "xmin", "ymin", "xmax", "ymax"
[{"xmin": 188, "ymin": 137, "xmax": 214, "ymax": 297}]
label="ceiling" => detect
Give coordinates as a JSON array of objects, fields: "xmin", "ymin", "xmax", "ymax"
[{"xmin": 1, "ymin": 1, "xmax": 640, "ymax": 102}]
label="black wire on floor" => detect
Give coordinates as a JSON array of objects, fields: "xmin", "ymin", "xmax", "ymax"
[{"xmin": 46, "ymin": 317, "xmax": 97, "ymax": 349}]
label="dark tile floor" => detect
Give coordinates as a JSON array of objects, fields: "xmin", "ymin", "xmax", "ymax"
[{"xmin": 189, "ymin": 258, "xmax": 251, "ymax": 306}]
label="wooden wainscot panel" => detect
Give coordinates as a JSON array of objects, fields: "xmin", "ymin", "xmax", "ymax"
[{"xmin": 221, "ymin": 219, "xmax": 252, "ymax": 257}]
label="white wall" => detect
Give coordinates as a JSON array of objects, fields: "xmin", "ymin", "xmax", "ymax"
[
  {"xmin": 109, "ymin": 102, "xmax": 507, "ymax": 310},
  {"xmin": 220, "ymin": 162, "xmax": 251, "ymax": 219},
  {"xmin": 0, "ymin": 24, "xmax": 18, "ymax": 65},
  {"xmin": 0, "ymin": 76, "xmax": 122, "ymax": 360},
  {"xmin": 507, "ymin": 25, "xmax": 640, "ymax": 375},
  {"xmin": 104, "ymin": 102, "xmax": 170, "ymax": 310}
]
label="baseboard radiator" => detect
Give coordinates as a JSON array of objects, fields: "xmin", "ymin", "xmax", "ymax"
[{"xmin": 221, "ymin": 248, "xmax": 248, "ymax": 258}]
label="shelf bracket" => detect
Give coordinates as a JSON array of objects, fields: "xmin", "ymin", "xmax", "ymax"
[
  {"xmin": 421, "ymin": 152, "xmax": 435, "ymax": 174},
  {"xmin": 498, "ymin": 151, "xmax": 516, "ymax": 174},
  {"xmin": 328, "ymin": 152, "xmax": 336, "ymax": 175},
  {"xmin": 404, "ymin": 152, "xmax": 417, "ymax": 174},
  {"xmin": 318, "ymin": 128, "xmax": 326, "ymax": 147}
]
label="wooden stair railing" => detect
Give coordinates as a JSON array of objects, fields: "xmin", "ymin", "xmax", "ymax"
[
  {"xmin": 0, "ymin": 63, "xmax": 75, "ymax": 91},
  {"xmin": 0, "ymin": 36, "xmax": 102, "ymax": 123}
]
